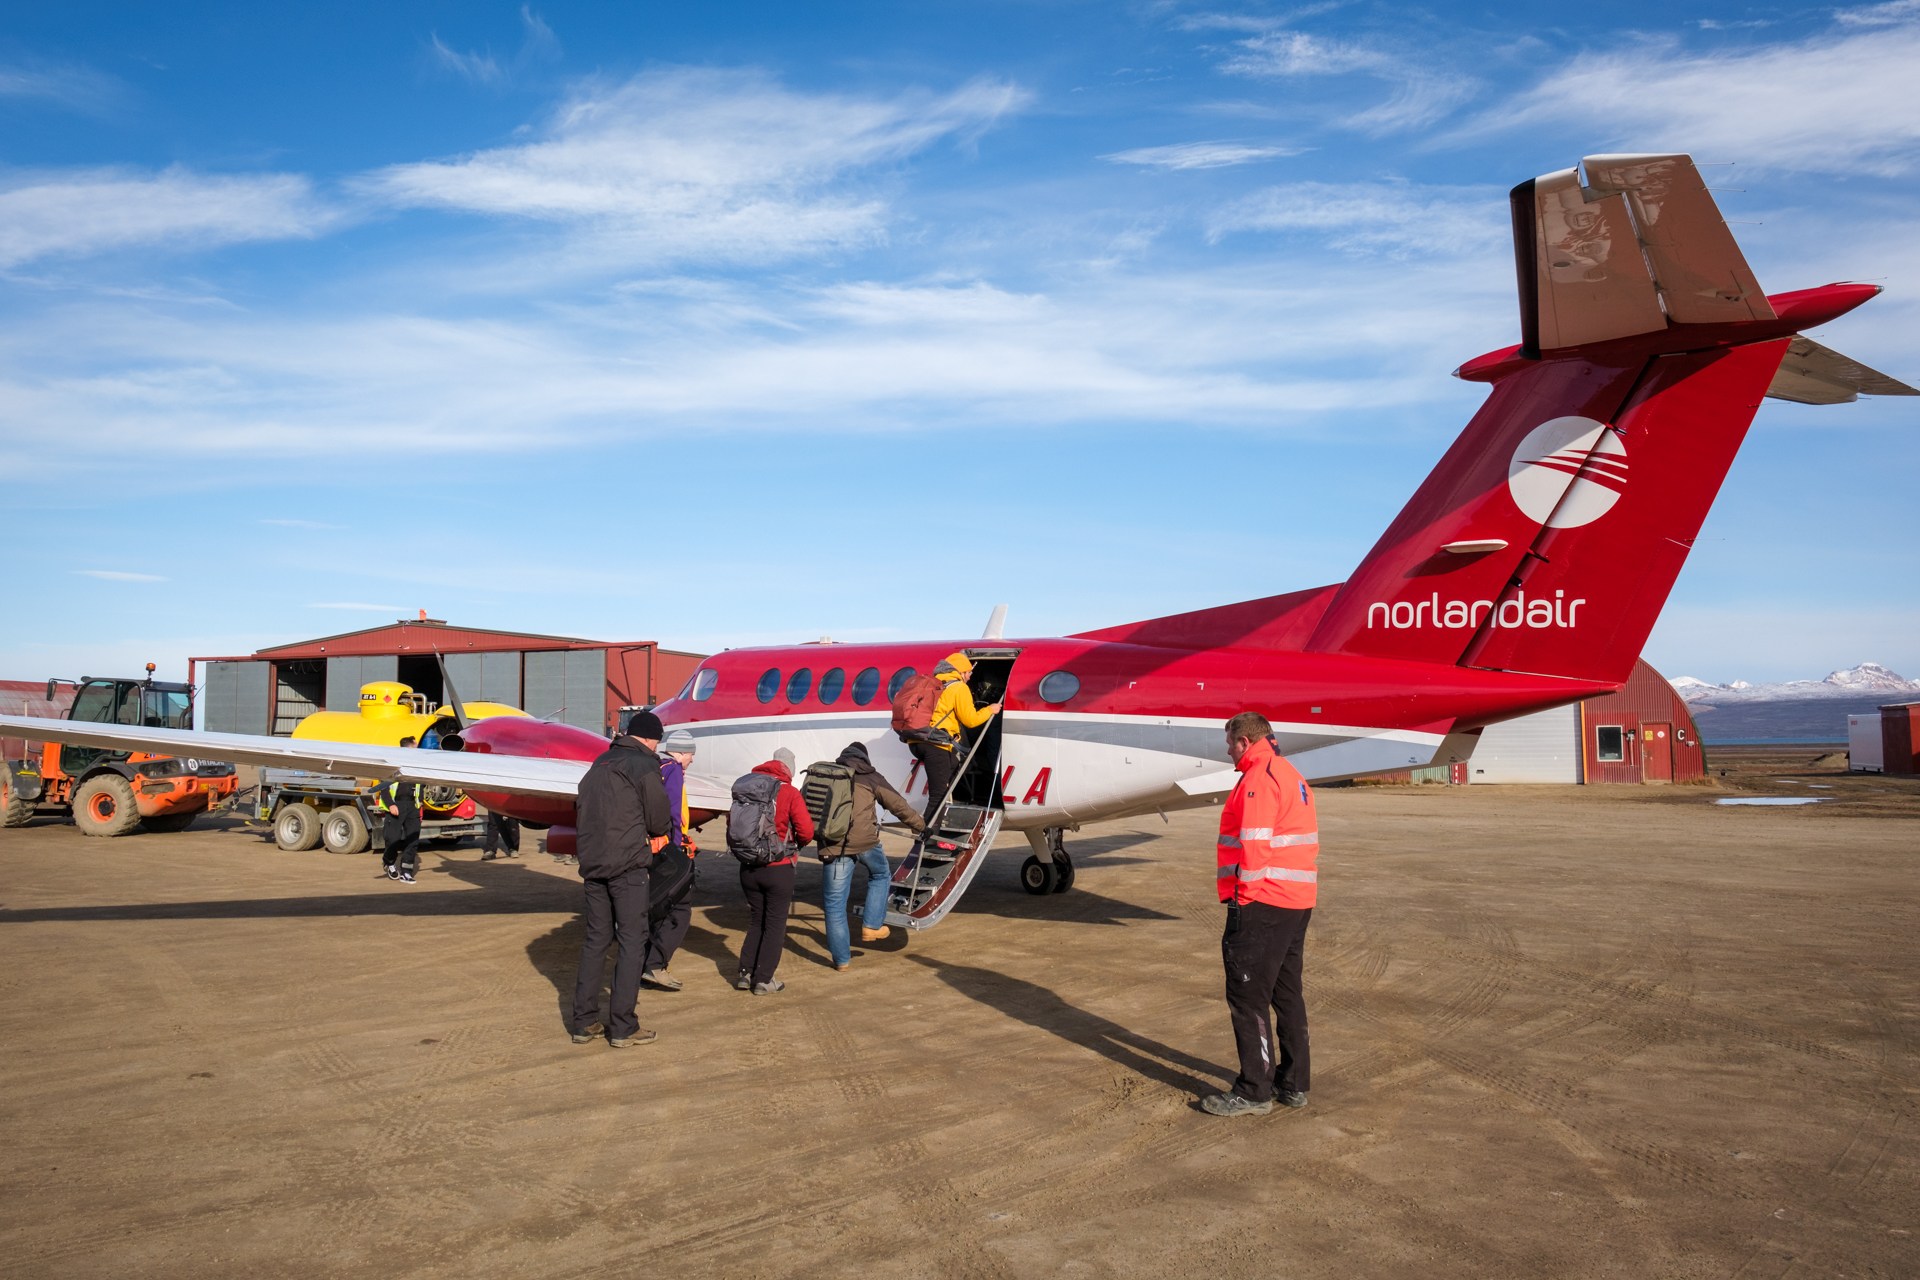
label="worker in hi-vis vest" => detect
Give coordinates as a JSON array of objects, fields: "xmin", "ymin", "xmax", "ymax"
[
  {"xmin": 376, "ymin": 737, "xmax": 426, "ymax": 884},
  {"xmin": 1203, "ymin": 711, "xmax": 1317, "ymax": 1118}
]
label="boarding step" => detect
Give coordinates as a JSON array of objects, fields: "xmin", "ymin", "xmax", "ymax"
[{"xmin": 886, "ymin": 803, "xmax": 1003, "ymax": 932}]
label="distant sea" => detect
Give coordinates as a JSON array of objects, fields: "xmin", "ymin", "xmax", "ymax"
[{"xmin": 1690, "ymin": 694, "xmax": 1894, "ymax": 745}]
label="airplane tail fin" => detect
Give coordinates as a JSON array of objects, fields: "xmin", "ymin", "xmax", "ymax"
[{"xmin": 1303, "ymin": 153, "xmax": 1908, "ymax": 686}]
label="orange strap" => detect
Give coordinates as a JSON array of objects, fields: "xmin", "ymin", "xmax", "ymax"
[{"xmin": 649, "ymin": 834, "xmax": 669, "ymax": 854}]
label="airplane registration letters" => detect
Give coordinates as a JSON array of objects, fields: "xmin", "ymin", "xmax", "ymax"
[{"xmin": 1366, "ymin": 590, "xmax": 1585, "ymax": 630}]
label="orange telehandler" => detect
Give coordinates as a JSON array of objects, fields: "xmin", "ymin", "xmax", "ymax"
[{"xmin": 1, "ymin": 671, "xmax": 238, "ymax": 835}]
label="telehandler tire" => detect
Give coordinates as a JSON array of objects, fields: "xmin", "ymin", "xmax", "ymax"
[
  {"xmin": 141, "ymin": 812, "xmax": 198, "ymax": 834},
  {"xmin": 73, "ymin": 774, "xmax": 143, "ymax": 837},
  {"xmin": 3, "ymin": 778, "xmax": 33, "ymax": 828},
  {"xmin": 274, "ymin": 802, "xmax": 323, "ymax": 852}
]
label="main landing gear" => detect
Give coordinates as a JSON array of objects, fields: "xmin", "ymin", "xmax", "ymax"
[{"xmin": 1020, "ymin": 827, "xmax": 1074, "ymax": 896}]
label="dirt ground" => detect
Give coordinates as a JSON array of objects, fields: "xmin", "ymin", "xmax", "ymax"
[{"xmin": 1, "ymin": 747, "xmax": 1915, "ymax": 1278}]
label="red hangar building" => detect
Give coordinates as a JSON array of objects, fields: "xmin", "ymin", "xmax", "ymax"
[{"xmin": 190, "ymin": 617, "xmax": 706, "ymax": 738}]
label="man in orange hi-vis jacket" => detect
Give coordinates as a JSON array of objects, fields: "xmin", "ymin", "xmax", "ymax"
[{"xmin": 1203, "ymin": 711, "xmax": 1317, "ymax": 1118}]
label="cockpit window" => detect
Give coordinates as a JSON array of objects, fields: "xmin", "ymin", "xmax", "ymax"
[{"xmin": 692, "ymin": 669, "xmax": 718, "ymax": 702}]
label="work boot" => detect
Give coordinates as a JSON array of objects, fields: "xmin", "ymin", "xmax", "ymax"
[
  {"xmin": 752, "ymin": 978, "xmax": 786, "ymax": 995},
  {"xmin": 609, "ymin": 1028, "xmax": 658, "ymax": 1048},
  {"xmin": 481, "ymin": 852, "xmax": 497, "ymax": 861},
  {"xmin": 570, "ymin": 1022, "xmax": 606, "ymax": 1045},
  {"xmin": 641, "ymin": 969, "xmax": 682, "ymax": 991},
  {"xmin": 861, "ymin": 925, "xmax": 891, "ymax": 943},
  {"xmin": 1201, "ymin": 1092, "xmax": 1273, "ymax": 1117},
  {"xmin": 1277, "ymin": 1090, "xmax": 1308, "ymax": 1109},
  {"xmin": 734, "ymin": 971, "xmax": 753, "ymax": 991}
]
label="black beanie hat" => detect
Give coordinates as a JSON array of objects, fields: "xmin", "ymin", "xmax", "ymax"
[{"xmin": 625, "ymin": 710, "xmax": 665, "ymax": 741}]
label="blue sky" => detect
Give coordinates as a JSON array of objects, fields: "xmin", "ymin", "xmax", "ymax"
[{"xmin": 2, "ymin": 0, "xmax": 1916, "ymax": 687}]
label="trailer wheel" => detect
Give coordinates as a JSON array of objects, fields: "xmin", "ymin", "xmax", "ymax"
[
  {"xmin": 2, "ymin": 779, "xmax": 32, "ymax": 828},
  {"xmin": 141, "ymin": 813, "xmax": 197, "ymax": 834},
  {"xmin": 274, "ymin": 802, "xmax": 323, "ymax": 852},
  {"xmin": 73, "ymin": 774, "xmax": 142, "ymax": 837},
  {"xmin": 322, "ymin": 806, "xmax": 371, "ymax": 855}
]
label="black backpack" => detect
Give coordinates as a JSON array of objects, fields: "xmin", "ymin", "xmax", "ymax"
[
  {"xmin": 727, "ymin": 771, "xmax": 790, "ymax": 866},
  {"xmin": 801, "ymin": 762, "xmax": 857, "ymax": 851},
  {"xmin": 648, "ymin": 844, "xmax": 696, "ymax": 922}
]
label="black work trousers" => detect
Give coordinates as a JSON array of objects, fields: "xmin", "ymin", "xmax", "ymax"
[
  {"xmin": 909, "ymin": 741, "xmax": 956, "ymax": 825},
  {"xmin": 382, "ymin": 818, "xmax": 421, "ymax": 873},
  {"xmin": 571, "ymin": 865, "xmax": 651, "ymax": 1039},
  {"xmin": 1222, "ymin": 901, "xmax": 1312, "ymax": 1102},
  {"xmin": 483, "ymin": 813, "xmax": 521, "ymax": 856},
  {"xmin": 645, "ymin": 903, "xmax": 691, "ymax": 973},
  {"xmin": 738, "ymin": 862, "xmax": 796, "ymax": 985}
]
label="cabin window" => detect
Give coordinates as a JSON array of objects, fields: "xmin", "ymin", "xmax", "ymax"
[
  {"xmin": 786, "ymin": 668, "xmax": 813, "ymax": 704},
  {"xmin": 756, "ymin": 668, "xmax": 781, "ymax": 704},
  {"xmin": 887, "ymin": 667, "xmax": 917, "ymax": 701},
  {"xmin": 692, "ymin": 669, "xmax": 718, "ymax": 702},
  {"xmin": 1595, "ymin": 725, "xmax": 1625, "ymax": 762},
  {"xmin": 818, "ymin": 668, "xmax": 845, "ymax": 705},
  {"xmin": 851, "ymin": 667, "xmax": 881, "ymax": 706},
  {"xmin": 1038, "ymin": 671, "xmax": 1080, "ymax": 704}
]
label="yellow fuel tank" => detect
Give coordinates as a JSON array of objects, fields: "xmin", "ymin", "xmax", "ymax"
[{"xmin": 291, "ymin": 681, "xmax": 532, "ymax": 746}]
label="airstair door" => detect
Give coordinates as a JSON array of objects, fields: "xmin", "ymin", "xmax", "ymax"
[{"xmin": 887, "ymin": 648, "xmax": 1020, "ymax": 931}]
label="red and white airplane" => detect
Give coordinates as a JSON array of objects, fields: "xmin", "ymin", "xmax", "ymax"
[{"xmin": 8, "ymin": 153, "xmax": 1911, "ymax": 931}]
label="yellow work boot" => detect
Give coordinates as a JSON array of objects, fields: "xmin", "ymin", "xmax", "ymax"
[{"xmin": 861, "ymin": 925, "xmax": 891, "ymax": 943}]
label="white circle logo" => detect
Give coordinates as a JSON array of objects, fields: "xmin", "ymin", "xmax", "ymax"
[{"xmin": 1507, "ymin": 416, "xmax": 1629, "ymax": 528}]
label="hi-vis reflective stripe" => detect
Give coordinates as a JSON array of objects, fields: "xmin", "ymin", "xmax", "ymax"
[
  {"xmin": 1218, "ymin": 828, "xmax": 1319, "ymax": 849},
  {"xmin": 1217, "ymin": 865, "xmax": 1319, "ymax": 884}
]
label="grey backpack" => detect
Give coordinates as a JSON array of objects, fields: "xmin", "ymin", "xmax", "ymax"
[{"xmin": 727, "ymin": 771, "xmax": 790, "ymax": 866}]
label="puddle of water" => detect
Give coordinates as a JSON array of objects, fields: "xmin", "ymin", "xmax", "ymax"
[
  {"xmin": 1714, "ymin": 797, "xmax": 1829, "ymax": 807},
  {"xmin": 1807, "ymin": 784, "xmax": 1832, "ymax": 789}
]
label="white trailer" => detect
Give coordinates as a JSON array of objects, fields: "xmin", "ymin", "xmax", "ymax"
[{"xmin": 1848, "ymin": 714, "xmax": 1883, "ymax": 772}]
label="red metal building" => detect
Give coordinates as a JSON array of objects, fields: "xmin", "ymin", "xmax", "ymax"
[
  {"xmin": 1881, "ymin": 702, "xmax": 1918, "ymax": 776},
  {"xmin": 1577, "ymin": 659, "xmax": 1707, "ymax": 784},
  {"xmin": 190, "ymin": 618, "xmax": 706, "ymax": 738}
]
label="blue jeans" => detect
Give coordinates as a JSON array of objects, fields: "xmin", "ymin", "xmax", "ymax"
[{"xmin": 822, "ymin": 845, "xmax": 892, "ymax": 966}]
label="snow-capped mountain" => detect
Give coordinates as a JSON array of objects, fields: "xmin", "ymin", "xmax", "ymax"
[{"xmin": 1668, "ymin": 663, "xmax": 1920, "ymax": 705}]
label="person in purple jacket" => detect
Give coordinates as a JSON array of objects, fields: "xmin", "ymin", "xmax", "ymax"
[{"xmin": 642, "ymin": 728, "xmax": 700, "ymax": 990}]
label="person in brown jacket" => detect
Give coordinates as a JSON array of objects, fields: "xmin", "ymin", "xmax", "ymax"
[{"xmin": 818, "ymin": 741, "xmax": 925, "ymax": 970}]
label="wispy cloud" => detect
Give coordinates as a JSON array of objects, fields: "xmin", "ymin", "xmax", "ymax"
[
  {"xmin": 361, "ymin": 67, "xmax": 1028, "ymax": 266},
  {"xmin": 0, "ymin": 60, "xmax": 126, "ymax": 115},
  {"xmin": 0, "ymin": 167, "xmax": 340, "ymax": 268},
  {"xmin": 261, "ymin": 518, "xmax": 344, "ymax": 529},
  {"xmin": 1208, "ymin": 180, "xmax": 1503, "ymax": 256},
  {"xmin": 429, "ymin": 5, "xmax": 562, "ymax": 88},
  {"xmin": 1213, "ymin": 31, "xmax": 1479, "ymax": 133},
  {"xmin": 1449, "ymin": 23, "xmax": 1920, "ymax": 175},
  {"xmin": 308, "ymin": 602, "xmax": 404, "ymax": 611},
  {"xmin": 1834, "ymin": 0, "xmax": 1920, "ymax": 26},
  {"xmin": 73, "ymin": 569, "xmax": 166, "ymax": 581},
  {"xmin": 1101, "ymin": 140, "xmax": 1302, "ymax": 169}
]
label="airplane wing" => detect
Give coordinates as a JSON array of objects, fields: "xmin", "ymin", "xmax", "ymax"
[
  {"xmin": 0, "ymin": 715, "xmax": 587, "ymax": 798},
  {"xmin": 0, "ymin": 714, "xmax": 740, "ymax": 813},
  {"xmin": 1765, "ymin": 336, "xmax": 1920, "ymax": 404}
]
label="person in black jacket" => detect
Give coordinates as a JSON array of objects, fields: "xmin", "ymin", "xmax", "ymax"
[
  {"xmin": 569, "ymin": 711, "xmax": 672, "ymax": 1048},
  {"xmin": 377, "ymin": 737, "xmax": 424, "ymax": 883}
]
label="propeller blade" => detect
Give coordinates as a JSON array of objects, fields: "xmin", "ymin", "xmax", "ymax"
[{"xmin": 432, "ymin": 647, "xmax": 471, "ymax": 731}]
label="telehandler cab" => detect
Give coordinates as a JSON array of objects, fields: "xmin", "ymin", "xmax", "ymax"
[{"xmin": 2, "ymin": 669, "xmax": 238, "ymax": 835}]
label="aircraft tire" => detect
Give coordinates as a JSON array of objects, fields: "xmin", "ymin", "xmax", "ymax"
[
  {"xmin": 73, "ymin": 774, "xmax": 143, "ymax": 837},
  {"xmin": 1019, "ymin": 855, "xmax": 1057, "ymax": 896},
  {"xmin": 274, "ymin": 802, "xmax": 323, "ymax": 852},
  {"xmin": 141, "ymin": 812, "xmax": 197, "ymax": 834},
  {"xmin": 1050, "ymin": 851, "xmax": 1074, "ymax": 893},
  {"xmin": 322, "ymin": 806, "xmax": 371, "ymax": 855}
]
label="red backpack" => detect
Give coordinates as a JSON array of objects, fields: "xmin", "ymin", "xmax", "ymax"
[{"xmin": 891, "ymin": 673, "xmax": 945, "ymax": 739}]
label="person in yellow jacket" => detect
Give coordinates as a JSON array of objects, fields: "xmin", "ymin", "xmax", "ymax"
[{"xmin": 914, "ymin": 653, "xmax": 1001, "ymax": 823}]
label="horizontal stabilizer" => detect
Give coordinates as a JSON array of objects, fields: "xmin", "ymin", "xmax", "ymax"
[
  {"xmin": 1765, "ymin": 336, "xmax": 1920, "ymax": 404},
  {"xmin": 1515, "ymin": 153, "xmax": 1771, "ymax": 353}
]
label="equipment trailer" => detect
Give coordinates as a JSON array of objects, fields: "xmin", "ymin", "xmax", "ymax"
[{"xmin": 254, "ymin": 769, "xmax": 486, "ymax": 854}]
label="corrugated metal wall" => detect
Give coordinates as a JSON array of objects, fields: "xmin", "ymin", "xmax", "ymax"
[
  {"xmin": 1469, "ymin": 704, "xmax": 1581, "ymax": 784},
  {"xmin": 205, "ymin": 661, "xmax": 272, "ymax": 735},
  {"xmin": 444, "ymin": 651, "xmax": 522, "ymax": 707},
  {"xmin": 523, "ymin": 650, "xmax": 606, "ymax": 733},
  {"xmin": 325, "ymin": 655, "xmax": 399, "ymax": 711}
]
